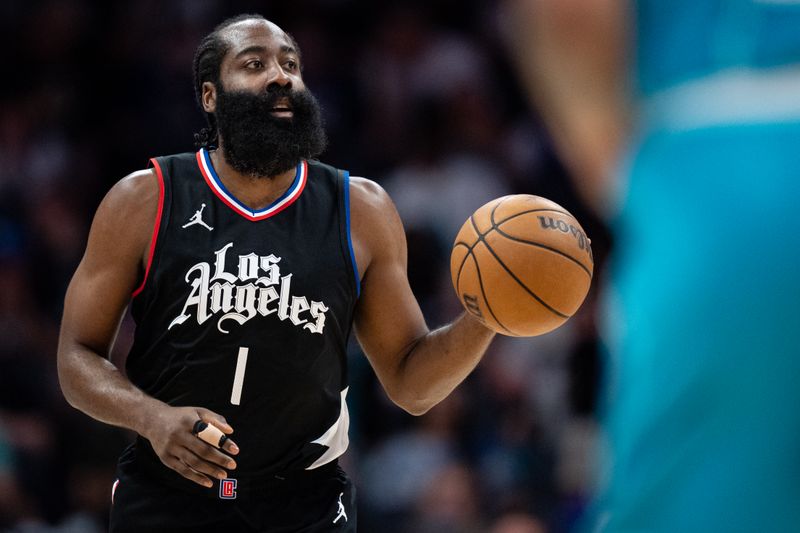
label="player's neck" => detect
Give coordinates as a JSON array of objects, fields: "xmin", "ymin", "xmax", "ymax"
[{"xmin": 209, "ymin": 148, "xmax": 298, "ymax": 211}]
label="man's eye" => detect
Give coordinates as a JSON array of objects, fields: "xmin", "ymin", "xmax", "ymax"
[
  {"xmin": 247, "ymin": 60, "xmax": 263, "ymax": 69},
  {"xmin": 285, "ymin": 60, "xmax": 298, "ymax": 71}
]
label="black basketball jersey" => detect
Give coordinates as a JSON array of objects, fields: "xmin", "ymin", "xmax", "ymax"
[{"xmin": 125, "ymin": 148, "xmax": 359, "ymax": 487}]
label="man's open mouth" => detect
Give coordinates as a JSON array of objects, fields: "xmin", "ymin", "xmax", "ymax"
[{"xmin": 269, "ymin": 98, "xmax": 293, "ymax": 118}]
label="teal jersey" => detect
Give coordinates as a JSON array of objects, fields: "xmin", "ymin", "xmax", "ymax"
[
  {"xmin": 590, "ymin": 2, "xmax": 800, "ymax": 532},
  {"xmin": 635, "ymin": 0, "xmax": 800, "ymax": 96}
]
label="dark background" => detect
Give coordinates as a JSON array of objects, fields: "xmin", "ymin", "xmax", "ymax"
[{"xmin": 0, "ymin": 1, "xmax": 609, "ymax": 531}]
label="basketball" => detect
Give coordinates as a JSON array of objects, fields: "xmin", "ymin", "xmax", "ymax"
[{"xmin": 450, "ymin": 195, "xmax": 593, "ymax": 336}]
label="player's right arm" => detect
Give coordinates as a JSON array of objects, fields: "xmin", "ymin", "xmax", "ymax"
[{"xmin": 57, "ymin": 169, "xmax": 238, "ymax": 487}]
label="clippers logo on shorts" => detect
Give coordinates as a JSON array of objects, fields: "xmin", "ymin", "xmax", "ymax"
[
  {"xmin": 219, "ymin": 478, "xmax": 237, "ymax": 500},
  {"xmin": 168, "ymin": 242, "xmax": 330, "ymax": 334}
]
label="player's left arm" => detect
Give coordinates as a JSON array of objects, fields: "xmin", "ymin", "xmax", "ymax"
[{"xmin": 350, "ymin": 177, "xmax": 496, "ymax": 416}]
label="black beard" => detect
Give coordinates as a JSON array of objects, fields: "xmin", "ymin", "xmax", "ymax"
[{"xmin": 214, "ymin": 84, "xmax": 327, "ymax": 177}]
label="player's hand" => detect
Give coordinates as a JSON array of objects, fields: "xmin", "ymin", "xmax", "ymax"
[{"xmin": 142, "ymin": 405, "xmax": 239, "ymax": 488}]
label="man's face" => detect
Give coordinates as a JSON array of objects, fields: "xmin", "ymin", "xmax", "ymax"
[
  {"xmin": 203, "ymin": 20, "xmax": 327, "ymax": 177},
  {"xmin": 217, "ymin": 19, "xmax": 305, "ymax": 99}
]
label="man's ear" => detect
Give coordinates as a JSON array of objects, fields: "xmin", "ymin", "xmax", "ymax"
[{"xmin": 202, "ymin": 81, "xmax": 217, "ymax": 113}]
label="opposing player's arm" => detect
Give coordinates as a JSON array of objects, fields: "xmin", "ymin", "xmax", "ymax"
[
  {"xmin": 57, "ymin": 169, "xmax": 237, "ymax": 487},
  {"xmin": 505, "ymin": 0, "xmax": 631, "ymax": 213},
  {"xmin": 350, "ymin": 178, "xmax": 495, "ymax": 416}
]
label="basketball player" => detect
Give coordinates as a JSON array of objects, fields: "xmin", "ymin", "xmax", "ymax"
[
  {"xmin": 57, "ymin": 14, "xmax": 496, "ymax": 532},
  {"xmin": 507, "ymin": 0, "xmax": 800, "ymax": 531}
]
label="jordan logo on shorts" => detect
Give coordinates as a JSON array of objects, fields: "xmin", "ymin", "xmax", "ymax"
[
  {"xmin": 333, "ymin": 492, "xmax": 347, "ymax": 524},
  {"xmin": 219, "ymin": 478, "xmax": 237, "ymax": 499},
  {"xmin": 182, "ymin": 203, "xmax": 214, "ymax": 231}
]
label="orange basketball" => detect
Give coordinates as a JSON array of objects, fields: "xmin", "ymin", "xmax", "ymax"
[{"xmin": 450, "ymin": 195, "xmax": 593, "ymax": 336}]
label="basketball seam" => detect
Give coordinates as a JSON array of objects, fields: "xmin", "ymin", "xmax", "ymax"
[
  {"xmin": 490, "ymin": 203, "xmax": 591, "ymax": 273},
  {"xmin": 456, "ymin": 199, "xmax": 579, "ymax": 330},
  {"xmin": 468, "ymin": 214, "xmax": 482, "ymax": 245},
  {"xmin": 453, "ymin": 241, "xmax": 472, "ymax": 292},
  {"xmin": 489, "ymin": 196, "xmax": 511, "ymax": 226},
  {"xmin": 468, "ymin": 215, "xmax": 516, "ymax": 334},
  {"xmin": 477, "ymin": 238, "xmax": 571, "ymax": 319},
  {"xmin": 494, "ymin": 207, "xmax": 572, "ymax": 227},
  {"xmin": 453, "ymin": 215, "xmax": 480, "ymax": 290},
  {"xmin": 493, "ymin": 226, "xmax": 593, "ymax": 277},
  {"xmin": 489, "ymin": 200, "xmax": 590, "ymax": 308},
  {"xmin": 469, "ymin": 250, "xmax": 515, "ymax": 335}
]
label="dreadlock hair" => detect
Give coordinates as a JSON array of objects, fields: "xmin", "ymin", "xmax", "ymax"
[{"xmin": 192, "ymin": 13, "xmax": 267, "ymax": 149}]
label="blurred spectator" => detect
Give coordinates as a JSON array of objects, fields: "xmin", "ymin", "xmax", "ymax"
[
  {"xmin": 409, "ymin": 462, "xmax": 485, "ymax": 533},
  {"xmin": 489, "ymin": 512, "xmax": 547, "ymax": 533},
  {"xmin": 359, "ymin": 392, "xmax": 465, "ymax": 529}
]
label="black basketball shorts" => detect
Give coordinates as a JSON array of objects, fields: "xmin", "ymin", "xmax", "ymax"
[{"xmin": 109, "ymin": 459, "xmax": 356, "ymax": 532}]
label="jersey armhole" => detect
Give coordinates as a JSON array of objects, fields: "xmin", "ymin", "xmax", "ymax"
[
  {"xmin": 342, "ymin": 171, "xmax": 361, "ymax": 298},
  {"xmin": 131, "ymin": 159, "xmax": 166, "ymax": 299}
]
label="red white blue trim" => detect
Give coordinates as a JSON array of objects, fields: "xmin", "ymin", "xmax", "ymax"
[{"xmin": 196, "ymin": 148, "xmax": 307, "ymax": 221}]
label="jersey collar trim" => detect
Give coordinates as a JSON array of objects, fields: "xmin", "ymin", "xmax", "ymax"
[{"xmin": 196, "ymin": 148, "xmax": 307, "ymax": 221}]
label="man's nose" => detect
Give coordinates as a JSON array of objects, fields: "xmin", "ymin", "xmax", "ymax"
[{"xmin": 266, "ymin": 62, "xmax": 292, "ymax": 89}]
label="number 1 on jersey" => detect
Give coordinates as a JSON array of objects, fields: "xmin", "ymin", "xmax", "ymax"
[{"xmin": 230, "ymin": 346, "xmax": 249, "ymax": 405}]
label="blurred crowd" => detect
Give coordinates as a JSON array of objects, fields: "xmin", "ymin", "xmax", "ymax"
[{"xmin": 0, "ymin": 1, "xmax": 610, "ymax": 531}]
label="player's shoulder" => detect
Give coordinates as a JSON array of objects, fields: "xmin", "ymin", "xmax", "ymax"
[
  {"xmin": 102, "ymin": 168, "xmax": 160, "ymax": 213},
  {"xmin": 91, "ymin": 167, "xmax": 161, "ymax": 250},
  {"xmin": 348, "ymin": 176, "xmax": 405, "ymax": 251},
  {"xmin": 349, "ymin": 176, "xmax": 403, "ymax": 227},
  {"xmin": 115, "ymin": 167, "xmax": 159, "ymax": 194},
  {"xmin": 349, "ymin": 176, "xmax": 394, "ymax": 211},
  {"xmin": 80, "ymin": 166, "xmax": 162, "ymax": 264}
]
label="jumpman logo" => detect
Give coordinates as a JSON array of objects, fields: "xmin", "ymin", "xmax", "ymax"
[
  {"xmin": 332, "ymin": 492, "xmax": 347, "ymax": 524},
  {"xmin": 182, "ymin": 203, "xmax": 214, "ymax": 231}
]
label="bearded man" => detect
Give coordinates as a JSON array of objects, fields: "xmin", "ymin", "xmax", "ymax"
[{"xmin": 57, "ymin": 14, "xmax": 497, "ymax": 532}]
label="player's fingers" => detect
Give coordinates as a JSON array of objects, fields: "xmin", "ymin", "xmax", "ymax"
[
  {"xmin": 174, "ymin": 447, "xmax": 229, "ymax": 481},
  {"xmin": 195, "ymin": 408, "xmax": 234, "ymax": 434},
  {"xmin": 164, "ymin": 454, "xmax": 214, "ymax": 488},
  {"xmin": 221, "ymin": 437, "xmax": 239, "ymax": 456},
  {"xmin": 185, "ymin": 434, "xmax": 238, "ymax": 470},
  {"xmin": 191, "ymin": 417, "xmax": 240, "ymax": 455},
  {"xmin": 191, "ymin": 420, "xmax": 225, "ymax": 446},
  {"xmin": 190, "ymin": 419, "xmax": 240, "ymax": 454}
]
